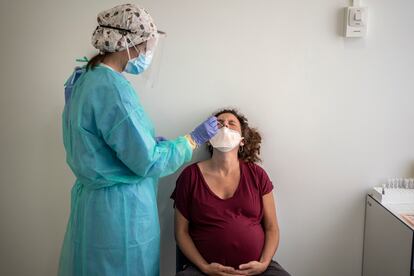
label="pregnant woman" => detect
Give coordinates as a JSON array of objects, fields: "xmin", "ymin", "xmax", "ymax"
[{"xmin": 171, "ymin": 109, "xmax": 290, "ymax": 276}]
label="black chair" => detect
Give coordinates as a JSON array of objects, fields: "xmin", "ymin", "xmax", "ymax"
[{"xmin": 176, "ymin": 245, "xmax": 191, "ymax": 273}]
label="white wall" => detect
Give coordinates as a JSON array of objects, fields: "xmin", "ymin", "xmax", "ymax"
[{"xmin": 1, "ymin": 0, "xmax": 414, "ymax": 275}]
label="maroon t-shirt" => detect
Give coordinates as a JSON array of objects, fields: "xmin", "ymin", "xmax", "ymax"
[{"xmin": 170, "ymin": 160, "xmax": 274, "ymax": 268}]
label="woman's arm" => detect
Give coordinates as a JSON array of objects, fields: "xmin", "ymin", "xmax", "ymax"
[
  {"xmin": 175, "ymin": 209, "xmax": 243, "ymax": 275},
  {"xmin": 175, "ymin": 209, "xmax": 209, "ymax": 270},
  {"xmin": 238, "ymin": 192, "xmax": 279, "ymax": 275},
  {"xmin": 259, "ymin": 192, "xmax": 279, "ymax": 265}
]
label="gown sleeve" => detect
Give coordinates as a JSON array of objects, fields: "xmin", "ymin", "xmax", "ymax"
[{"xmin": 92, "ymin": 76, "xmax": 193, "ymax": 178}]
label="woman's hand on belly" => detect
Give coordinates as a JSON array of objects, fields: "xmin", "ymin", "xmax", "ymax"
[
  {"xmin": 237, "ymin": 260, "xmax": 269, "ymax": 275},
  {"xmin": 201, "ymin": 262, "xmax": 247, "ymax": 276}
]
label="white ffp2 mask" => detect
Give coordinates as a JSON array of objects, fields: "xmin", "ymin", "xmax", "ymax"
[{"xmin": 209, "ymin": 127, "xmax": 242, "ymax": 152}]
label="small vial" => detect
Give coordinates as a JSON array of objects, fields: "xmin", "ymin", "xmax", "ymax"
[{"xmin": 392, "ymin": 177, "xmax": 397, "ymax": 189}]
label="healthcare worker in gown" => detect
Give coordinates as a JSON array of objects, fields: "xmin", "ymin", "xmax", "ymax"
[{"xmin": 58, "ymin": 4, "xmax": 218, "ymax": 276}]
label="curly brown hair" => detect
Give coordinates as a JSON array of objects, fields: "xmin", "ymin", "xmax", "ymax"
[{"xmin": 208, "ymin": 108, "xmax": 262, "ymax": 163}]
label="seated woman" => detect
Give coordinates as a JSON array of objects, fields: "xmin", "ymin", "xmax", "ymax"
[{"xmin": 171, "ymin": 109, "xmax": 290, "ymax": 276}]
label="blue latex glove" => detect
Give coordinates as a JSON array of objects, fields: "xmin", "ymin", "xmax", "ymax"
[
  {"xmin": 190, "ymin": 116, "xmax": 219, "ymax": 145},
  {"xmin": 156, "ymin": 136, "xmax": 167, "ymax": 142}
]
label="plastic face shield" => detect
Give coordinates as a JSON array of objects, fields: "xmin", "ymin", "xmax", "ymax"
[{"xmin": 140, "ymin": 30, "xmax": 166, "ymax": 89}]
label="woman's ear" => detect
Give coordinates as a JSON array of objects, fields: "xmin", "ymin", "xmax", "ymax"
[
  {"xmin": 131, "ymin": 46, "xmax": 140, "ymax": 57},
  {"xmin": 240, "ymin": 138, "xmax": 245, "ymax": 147},
  {"xmin": 138, "ymin": 42, "xmax": 147, "ymax": 55}
]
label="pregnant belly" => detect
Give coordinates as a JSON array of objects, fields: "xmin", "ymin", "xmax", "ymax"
[{"xmin": 191, "ymin": 220, "xmax": 265, "ymax": 269}]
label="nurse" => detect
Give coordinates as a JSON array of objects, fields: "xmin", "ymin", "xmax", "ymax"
[{"xmin": 58, "ymin": 3, "xmax": 218, "ymax": 276}]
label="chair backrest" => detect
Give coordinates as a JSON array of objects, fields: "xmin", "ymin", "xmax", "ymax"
[{"xmin": 176, "ymin": 245, "xmax": 191, "ymax": 273}]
